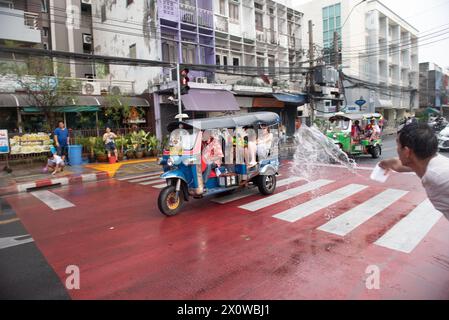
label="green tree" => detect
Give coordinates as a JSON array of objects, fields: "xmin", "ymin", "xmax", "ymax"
[{"xmin": 1, "ymin": 51, "xmax": 81, "ymax": 131}]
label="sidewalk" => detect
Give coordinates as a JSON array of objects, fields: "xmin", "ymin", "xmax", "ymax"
[{"xmin": 0, "ymin": 157, "xmax": 161, "ymax": 196}]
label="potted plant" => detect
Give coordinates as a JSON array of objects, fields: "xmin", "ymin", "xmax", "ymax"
[
  {"xmin": 130, "ymin": 130, "xmax": 145, "ymax": 158},
  {"xmin": 115, "ymin": 135, "xmax": 127, "ymax": 161},
  {"xmin": 148, "ymin": 135, "xmax": 160, "ymax": 157},
  {"xmin": 87, "ymin": 137, "xmax": 97, "ymax": 163},
  {"xmin": 95, "ymin": 149, "xmax": 108, "ymax": 162}
]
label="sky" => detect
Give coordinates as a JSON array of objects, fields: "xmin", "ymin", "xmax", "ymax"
[{"xmin": 278, "ymin": 0, "xmax": 449, "ymax": 69}]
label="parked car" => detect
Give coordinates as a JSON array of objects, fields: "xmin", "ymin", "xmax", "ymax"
[{"xmin": 438, "ymin": 124, "xmax": 449, "ymax": 151}]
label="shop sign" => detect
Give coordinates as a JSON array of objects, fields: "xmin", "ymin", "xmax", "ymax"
[
  {"xmin": 9, "ymin": 133, "xmax": 52, "ymax": 155},
  {"xmin": 0, "ymin": 130, "xmax": 9, "ymax": 154}
]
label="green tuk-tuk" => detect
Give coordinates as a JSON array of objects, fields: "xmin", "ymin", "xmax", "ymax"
[{"xmin": 325, "ymin": 113, "xmax": 384, "ymax": 159}]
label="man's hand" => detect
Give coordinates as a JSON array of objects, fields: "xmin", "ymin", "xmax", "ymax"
[{"xmin": 379, "ymin": 158, "xmax": 413, "ymax": 174}]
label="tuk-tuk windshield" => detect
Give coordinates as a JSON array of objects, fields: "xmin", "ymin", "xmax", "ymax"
[
  {"xmin": 328, "ymin": 118, "xmax": 351, "ymax": 132},
  {"xmin": 169, "ymin": 129, "xmax": 197, "ymax": 151}
]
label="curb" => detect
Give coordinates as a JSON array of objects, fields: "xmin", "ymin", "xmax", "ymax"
[{"xmin": 0, "ymin": 171, "xmax": 110, "ymax": 197}]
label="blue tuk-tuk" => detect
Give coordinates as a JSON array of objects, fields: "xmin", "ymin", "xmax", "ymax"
[{"xmin": 157, "ymin": 112, "xmax": 281, "ymax": 216}]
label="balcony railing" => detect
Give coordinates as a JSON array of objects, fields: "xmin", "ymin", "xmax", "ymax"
[
  {"xmin": 215, "ymin": 15, "xmax": 228, "ymax": 33},
  {"xmin": 24, "ymin": 12, "xmax": 39, "ymax": 30},
  {"xmin": 198, "ymin": 8, "xmax": 213, "ymax": 28},
  {"xmin": 180, "ymin": 3, "xmax": 196, "ymax": 24}
]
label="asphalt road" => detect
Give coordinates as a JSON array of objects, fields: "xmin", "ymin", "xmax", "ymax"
[{"xmin": 1, "ymin": 160, "xmax": 449, "ymax": 299}]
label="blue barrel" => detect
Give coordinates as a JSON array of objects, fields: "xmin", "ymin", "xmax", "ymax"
[{"xmin": 68, "ymin": 145, "xmax": 83, "ymax": 166}]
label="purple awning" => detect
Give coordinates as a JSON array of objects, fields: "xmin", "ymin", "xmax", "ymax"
[{"xmin": 181, "ymin": 89, "xmax": 240, "ymax": 112}]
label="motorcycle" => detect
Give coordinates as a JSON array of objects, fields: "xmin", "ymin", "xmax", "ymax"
[
  {"xmin": 438, "ymin": 125, "xmax": 449, "ymax": 151},
  {"xmin": 429, "ymin": 116, "xmax": 448, "ymax": 134}
]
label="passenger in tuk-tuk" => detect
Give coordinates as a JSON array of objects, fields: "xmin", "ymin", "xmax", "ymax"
[
  {"xmin": 201, "ymin": 131, "xmax": 224, "ymax": 184},
  {"xmin": 351, "ymin": 120, "xmax": 362, "ymax": 142},
  {"xmin": 365, "ymin": 118, "xmax": 381, "ymax": 141},
  {"xmin": 257, "ymin": 124, "xmax": 274, "ymax": 159}
]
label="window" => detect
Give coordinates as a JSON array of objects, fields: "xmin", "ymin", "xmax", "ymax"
[
  {"xmin": 182, "ymin": 44, "xmax": 196, "ymax": 64},
  {"xmin": 233, "ymin": 57, "xmax": 239, "ymax": 66},
  {"xmin": 41, "ymin": 0, "xmax": 48, "ymax": 12},
  {"xmin": 322, "ymin": 3, "xmax": 341, "ymax": 63},
  {"xmin": 101, "ymin": 4, "xmax": 106, "ymax": 22},
  {"xmin": 223, "ymin": 56, "xmax": 228, "ymax": 66},
  {"xmin": 127, "ymin": 0, "xmax": 134, "ymax": 6},
  {"xmin": 229, "ymin": 3, "xmax": 239, "ymax": 22},
  {"xmin": 216, "ymin": 54, "xmax": 220, "ymax": 65},
  {"xmin": 255, "ymin": 12, "xmax": 263, "ymax": 31},
  {"xmin": 0, "ymin": 1, "xmax": 13, "ymax": 9},
  {"xmin": 129, "ymin": 44, "xmax": 136, "ymax": 59},
  {"xmin": 219, "ymin": 0, "xmax": 226, "ymax": 15},
  {"xmin": 162, "ymin": 41, "xmax": 177, "ymax": 63},
  {"xmin": 257, "ymin": 57, "xmax": 264, "ymax": 67},
  {"xmin": 42, "ymin": 27, "xmax": 49, "ymax": 37}
]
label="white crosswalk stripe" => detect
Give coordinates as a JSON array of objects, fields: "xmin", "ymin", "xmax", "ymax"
[
  {"xmin": 374, "ymin": 199, "xmax": 442, "ymax": 253},
  {"xmin": 128, "ymin": 176, "xmax": 162, "ymax": 183},
  {"xmin": 239, "ymin": 179, "xmax": 334, "ymax": 212},
  {"xmin": 30, "ymin": 190, "xmax": 75, "ymax": 211},
  {"xmin": 140, "ymin": 179, "xmax": 166, "ymax": 186},
  {"xmin": 318, "ymin": 189, "xmax": 409, "ymax": 236},
  {"xmin": 273, "ymin": 184, "xmax": 367, "ymax": 223},
  {"xmin": 117, "ymin": 172, "xmax": 162, "ymax": 181},
  {"xmin": 212, "ymin": 176, "xmax": 303, "ymax": 204}
]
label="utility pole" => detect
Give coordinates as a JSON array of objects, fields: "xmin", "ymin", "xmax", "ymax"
[
  {"xmin": 176, "ymin": 63, "xmax": 182, "ymax": 122},
  {"xmin": 333, "ymin": 30, "xmax": 341, "ymax": 113},
  {"xmin": 308, "ymin": 20, "xmax": 315, "ymax": 124}
]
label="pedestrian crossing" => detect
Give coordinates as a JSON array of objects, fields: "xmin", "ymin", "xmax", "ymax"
[{"xmin": 213, "ymin": 179, "xmax": 443, "ymax": 254}]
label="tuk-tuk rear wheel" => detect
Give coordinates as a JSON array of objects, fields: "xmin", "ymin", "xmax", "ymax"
[
  {"xmin": 371, "ymin": 145, "xmax": 381, "ymax": 159},
  {"xmin": 158, "ymin": 185, "xmax": 184, "ymax": 216},
  {"xmin": 258, "ymin": 174, "xmax": 277, "ymax": 195}
]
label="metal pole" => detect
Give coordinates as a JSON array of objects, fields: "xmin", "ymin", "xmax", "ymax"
[
  {"xmin": 334, "ymin": 31, "xmax": 341, "ymax": 113},
  {"xmin": 308, "ymin": 20, "xmax": 315, "ymax": 124},
  {"xmin": 177, "ymin": 63, "xmax": 182, "ymax": 122}
]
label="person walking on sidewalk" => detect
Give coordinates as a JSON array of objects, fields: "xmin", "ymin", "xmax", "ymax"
[
  {"xmin": 103, "ymin": 127, "xmax": 118, "ymax": 162},
  {"xmin": 54, "ymin": 121, "xmax": 70, "ymax": 164},
  {"xmin": 379, "ymin": 122, "xmax": 449, "ymax": 220}
]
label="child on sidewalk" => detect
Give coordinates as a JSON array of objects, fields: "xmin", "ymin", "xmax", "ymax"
[{"xmin": 44, "ymin": 153, "xmax": 66, "ymax": 176}]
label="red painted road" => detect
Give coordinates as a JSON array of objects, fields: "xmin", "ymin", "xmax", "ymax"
[{"xmin": 4, "ymin": 162, "xmax": 449, "ymax": 299}]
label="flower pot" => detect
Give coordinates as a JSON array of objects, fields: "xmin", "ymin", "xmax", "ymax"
[
  {"xmin": 135, "ymin": 151, "xmax": 144, "ymax": 159},
  {"xmin": 88, "ymin": 154, "xmax": 96, "ymax": 163},
  {"xmin": 126, "ymin": 151, "xmax": 135, "ymax": 159},
  {"xmin": 143, "ymin": 150, "xmax": 151, "ymax": 157},
  {"xmin": 96, "ymin": 154, "xmax": 108, "ymax": 162},
  {"xmin": 118, "ymin": 153, "xmax": 124, "ymax": 161},
  {"xmin": 150, "ymin": 149, "xmax": 158, "ymax": 157}
]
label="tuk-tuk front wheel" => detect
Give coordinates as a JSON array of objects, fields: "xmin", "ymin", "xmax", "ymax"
[
  {"xmin": 258, "ymin": 174, "xmax": 277, "ymax": 195},
  {"xmin": 371, "ymin": 145, "xmax": 381, "ymax": 159},
  {"xmin": 158, "ymin": 185, "xmax": 184, "ymax": 216}
]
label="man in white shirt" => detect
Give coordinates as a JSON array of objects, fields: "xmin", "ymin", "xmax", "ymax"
[{"xmin": 379, "ymin": 122, "xmax": 449, "ymax": 220}]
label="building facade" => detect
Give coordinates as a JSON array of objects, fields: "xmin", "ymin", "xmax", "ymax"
[
  {"xmin": 419, "ymin": 62, "xmax": 449, "ymax": 112},
  {"xmin": 294, "ymin": 0, "xmax": 419, "ymax": 125}
]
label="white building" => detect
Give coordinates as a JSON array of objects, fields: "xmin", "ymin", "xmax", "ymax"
[
  {"xmin": 92, "ymin": 0, "xmax": 161, "ymax": 94},
  {"xmin": 213, "ymin": 0, "xmax": 303, "ymax": 88},
  {"xmin": 294, "ymin": 0, "xmax": 419, "ymax": 124}
]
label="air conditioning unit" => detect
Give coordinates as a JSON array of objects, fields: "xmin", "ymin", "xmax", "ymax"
[
  {"xmin": 81, "ymin": 0, "xmax": 92, "ymax": 4},
  {"xmin": 83, "ymin": 33, "xmax": 92, "ymax": 44},
  {"xmin": 109, "ymin": 86, "xmax": 121, "ymax": 95},
  {"xmin": 196, "ymin": 77, "xmax": 208, "ymax": 83},
  {"xmin": 81, "ymin": 81, "xmax": 100, "ymax": 95}
]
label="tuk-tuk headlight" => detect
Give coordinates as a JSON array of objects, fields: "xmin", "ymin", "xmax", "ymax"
[{"xmin": 167, "ymin": 157, "xmax": 174, "ymax": 167}]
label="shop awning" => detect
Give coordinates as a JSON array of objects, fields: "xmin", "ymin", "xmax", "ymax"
[
  {"xmin": 273, "ymin": 93, "xmax": 307, "ymax": 106},
  {"xmin": 181, "ymin": 89, "xmax": 239, "ymax": 112},
  {"xmin": 98, "ymin": 96, "xmax": 150, "ymax": 107},
  {"xmin": 425, "ymin": 107, "xmax": 441, "ymax": 115},
  {"xmin": 23, "ymin": 106, "xmax": 100, "ymax": 113},
  {"xmin": 0, "ymin": 93, "xmax": 32, "ymax": 107},
  {"xmin": 252, "ymin": 97, "xmax": 284, "ymax": 108}
]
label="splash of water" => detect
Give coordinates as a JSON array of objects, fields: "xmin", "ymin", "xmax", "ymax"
[{"xmin": 290, "ymin": 125, "xmax": 357, "ymax": 182}]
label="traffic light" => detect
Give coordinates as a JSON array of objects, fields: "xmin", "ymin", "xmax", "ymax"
[{"xmin": 180, "ymin": 68, "xmax": 190, "ymax": 95}]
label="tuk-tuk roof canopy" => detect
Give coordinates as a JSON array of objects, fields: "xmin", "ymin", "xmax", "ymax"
[
  {"xmin": 326, "ymin": 112, "xmax": 383, "ymax": 122},
  {"xmin": 167, "ymin": 112, "xmax": 280, "ymax": 132}
]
